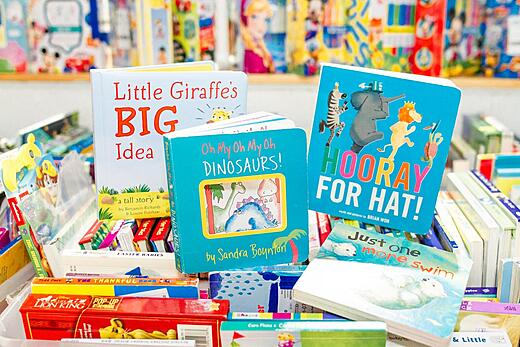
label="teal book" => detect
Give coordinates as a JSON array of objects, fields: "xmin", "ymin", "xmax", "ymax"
[
  {"xmin": 220, "ymin": 320, "xmax": 387, "ymax": 347},
  {"xmin": 293, "ymin": 224, "xmax": 472, "ymax": 346},
  {"xmin": 307, "ymin": 64, "xmax": 461, "ymax": 234},
  {"xmin": 163, "ymin": 113, "xmax": 309, "ymax": 274}
]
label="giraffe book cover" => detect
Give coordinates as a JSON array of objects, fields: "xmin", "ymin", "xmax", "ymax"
[
  {"xmin": 91, "ymin": 63, "xmax": 247, "ymax": 220},
  {"xmin": 163, "ymin": 117, "xmax": 308, "ymax": 274},
  {"xmin": 307, "ymin": 63, "xmax": 461, "ymax": 234}
]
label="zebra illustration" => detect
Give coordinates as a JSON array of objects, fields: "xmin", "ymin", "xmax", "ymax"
[{"xmin": 319, "ymin": 82, "xmax": 348, "ymax": 147}]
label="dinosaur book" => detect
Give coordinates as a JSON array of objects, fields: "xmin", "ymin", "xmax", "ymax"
[
  {"xmin": 163, "ymin": 113, "xmax": 309, "ymax": 273},
  {"xmin": 293, "ymin": 224, "xmax": 472, "ymax": 346},
  {"xmin": 307, "ymin": 63, "xmax": 461, "ymax": 234},
  {"xmin": 91, "ymin": 62, "xmax": 247, "ymax": 220}
]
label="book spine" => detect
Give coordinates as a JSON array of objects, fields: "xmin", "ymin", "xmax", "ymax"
[
  {"xmin": 18, "ymin": 224, "xmax": 48, "ymax": 277},
  {"xmin": 164, "ymin": 137, "xmax": 183, "ymax": 273}
]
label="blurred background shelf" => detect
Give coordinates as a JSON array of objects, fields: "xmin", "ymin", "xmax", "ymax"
[{"xmin": 1, "ymin": 73, "xmax": 520, "ymax": 88}]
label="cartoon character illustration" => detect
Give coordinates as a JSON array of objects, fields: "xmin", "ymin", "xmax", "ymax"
[
  {"xmin": 377, "ymin": 101, "xmax": 422, "ymax": 161},
  {"xmin": 303, "ymin": 0, "xmax": 324, "ymax": 74},
  {"xmin": 349, "ymin": 82, "xmax": 404, "ymax": 153},
  {"xmin": 318, "ymin": 82, "xmax": 348, "ymax": 147},
  {"xmin": 27, "ymin": 20, "xmax": 47, "ymax": 49},
  {"xmin": 362, "ymin": 275, "xmax": 447, "ymax": 310},
  {"xmin": 257, "ymin": 178, "xmax": 280, "ymax": 223},
  {"xmin": 224, "ymin": 201, "xmax": 275, "ymax": 232},
  {"xmin": 322, "ymin": 239, "xmax": 357, "ymax": 257},
  {"xmin": 39, "ymin": 48, "xmax": 60, "ymax": 73},
  {"xmin": 212, "ymin": 182, "xmax": 246, "ymax": 233},
  {"xmin": 421, "ymin": 121, "xmax": 443, "ymax": 167},
  {"xmin": 240, "ymin": 0, "xmax": 274, "ymax": 73},
  {"xmin": 157, "ymin": 46, "xmax": 168, "ymax": 64},
  {"xmin": 207, "ymin": 108, "xmax": 232, "ymax": 123},
  {"xmin": 417, "ymin": 15, "xmax": 435, "ymax": 39},
  {"xmin": 175, "ymin": 0, "xmax": 191, "ymax": 12},
  {"xmin": 154, "ymin": 18, "xmax": 165, "ymax": 38},
  {"xmin": 277, "ymin": 332, "xmax": 295, "ymax": 347},
  {"xmin": 1, "ymin": 133, "xmax": 42, "ymax": 193},
  {"xmin": 99, "ymin": 318, "xmax": 177, "ymax": 339}
]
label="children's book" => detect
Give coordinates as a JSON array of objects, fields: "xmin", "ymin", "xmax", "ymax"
[
  {"xmin": 411, "ymin": 0, "xmax": 447, "ymax": 76},
  {"xmin": 293, "ymin": 224, "xmax": 472, "ymax": 346},
  {"xmin": 163, "ymin": 113, "xmax": 309, "ymax": 273},
  {"xmin": 497, "ymin": 258, "xmax": 520, "ymax": 303},
  {"xmin": 450, "ymin": 331, "xmax": 512, "ymax": 347},
  {"xmin": 383, "ymin": 0, "xmax": 416, "ymax": 73},
  {"xmin": 240, "ymin": 0, "xmax": 287, "ymax": 73},
  {"xmin": 482, "ymin": 1, "xmax": 520, "ymax": 78},
  {"xmin": 0, "ymin": 0, "xmax": 29, "ymax": 72},
  {"xmin": 150, "ymin": 217, "xmax": 171, "ymax": 252},
  {"xmin": 457, "ymin": 301, "xmax": 520, "ymax": 347},
  {"xmin": 0, "ymin": 236, "xmax": 31, "ymax": 286},
  {"xmin": 31, "ymin": 277, "xmax": 199, "ymax": 298},
  {"xmin": 286, "ymin": 0, "xmax": 347, "ymax": 76},
  {"xmin": 209, "ymin": 266, "xmax": 318, "ymax": 313},
  {"xmin": 220, "ymin": 320, "xmax": 387, "ymax": 347},
  {"xmin": 135, "ymin": 0, "xmax": 173, "ymax": 65},
  {"xmin": 228, "ymin": 312, "xmax": 343, "ymax": 321},
  {"xmin": 27, "ymin": 0, "xmax": 111, "ymax": 73},
  {"xmin": 91, "ymin": 63, "xmax": 247, "ymax": 220},
  {"xmin": 172, "ymin": 0, "xmax": 200, "ymax": 63},
  {"xmin": 133, "ymin": 218, "xmax": 156, "ymax": 251},
  {"xmin": 307, "ymin": 64, "xmax": 461, "ymax": 234},
  {"xmin": 109, "ymin": 0, "xmax": 134, "ymax": 67},
  {"xmin": 198, "ymin": 0, "xmax": 215, "ymax": 60},
  {"xmin": 443, "ymin": 0, "xmax": 483, "ymax": 77}
]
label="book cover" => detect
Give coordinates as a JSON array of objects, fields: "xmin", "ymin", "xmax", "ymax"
[
  {"xmin": 286, "ymin": 0, "xmax": 347, "ymax": 76},
  {"xmin": 21, "ymin": 294, "xmax": 228, "ymax": 344},
  {"xmin": 209, "ymin": 266, "xmax": 317, "ymax": 313},
  {"xmin": 198, "ymin": 0, "xmax": 215, "ymax": 60},
  {"xmin": 482, "ymin": 1, "xmax": 520, "ymax": 79},
  {"xmin": 135, "ymin": 0, "xmax": 173, "ymax": 65},
  {"xmin": 457, "ymin": 301, "xmax": 520, "ymax": 347},
  {"xmin": 78, "ymin": 220, "xmax": 103, "ymax": 250},
  {"xmin": 91, "ymin": 66, "xmax": 247, "ymax": 220},
  {"xmin": 27, "ymin": 0, "xmax": 111, "ymax": 73},
  {"xmin": 382, "ymin": 0, "xmax": 416, "ymax": 73},
  {"xmin": 228, "ymin": 312, "xmax": 343, "ymax": 321},
  {"xmin": 164, "ymin": 127, "xmax": 309, "ymax": 273},
  {"xmin": 220, "ymin": 321, "xmax": 387, "ymax": 347},
  {"xmin": 307, "ymin": 64, "xmax": 461, "ymax": 234},
  {"xmin": 133, "ymin": 218, "xmax": 156, "ymax": 251},
  {"xmin": 411, "ymin": 0, "xmax": 447, "ymax": 76},
  {"xmin": 293, "ymin": 224, "xmax": 472, "ymax": 346},
  {"xmin": 0, "ymin": 236, "xmax": 31, "ymax": 286},
  {"xmin": 109, "ymin": 0, "xmax": 134, "ymax": 67},
  {"xmin": 442, "ymin": 0, "xmax": 484, "ymax": 77},
  {"xmin": 451, "ymin": 331, "xmax": 512, "ymax": 346},
  {"xmin": 0, "ymin": 0, "xmax": 29, "ymax": 72},
  {"xmin": 31, "ymin": 277, "xmax": 199, "ymax": 298},
  {"xmin": 240, "ymin": 0, "xmax": 287, "ymax": 73},
  {"xmin": 172, "ymin": 0, "xmax": 200, "ymax": 63}
]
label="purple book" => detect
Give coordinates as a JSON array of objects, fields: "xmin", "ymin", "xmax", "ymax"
[
  {"xmin": 98, "ymin": 220, "xmax": 124, "ymax": 250},
  {"xmin": 464, "ymin": 287, "xmax": 497, "ymax": 297}
]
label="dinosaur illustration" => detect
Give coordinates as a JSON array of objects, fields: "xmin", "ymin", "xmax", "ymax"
[
  {"xmin": 349, "ymin": 81, "xmax": 404, "ymax": 153},
  {"xmin": 224, "ymin": 202, "xmax": 275, "ymax": 232},
  {"xmin": 377, "ymin": 101, "xmax": 423, "ymax": 161},
  {"xmin": 213, "ymin": 182, "xmax": 246, "ymax": 233}
]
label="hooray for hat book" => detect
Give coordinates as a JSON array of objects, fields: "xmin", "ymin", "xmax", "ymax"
[
  {"xmin": 91, "ymin": 63, "xmax": 247, "ymax": 220},
  {"xmin": 307, "ymin": 64, "xmax": 461, "ymax": 234}
]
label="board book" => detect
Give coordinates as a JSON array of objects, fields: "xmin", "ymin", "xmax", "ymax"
[
  {"xmin": 220, "ymin": 320, "xmax": 387, "ymax": 347},
  {"xmin": 307, "ymin": 64, "xmax": 461, "ymax": 235},
  {"xmin": 163, "ymin": 113, "xmax": 309, "ymax": 273},
  {"xmin": 91, "ymin": 62, "xmax": 247, "ymax": 220},
  {"xmin": 457, "ymin": 301, "xmax": 520, "ymax": 347},
  {"xmin": 31, "ymin": 277, "xmax": 199, "ymax": 298},
  {"xmin": 293, "ymin": 224, "xmax": 472, "ymax": 346}
]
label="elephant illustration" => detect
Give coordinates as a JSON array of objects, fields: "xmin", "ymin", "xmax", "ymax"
[{"xmin": 349, "ymin": 82, "xmax": 404, "ymax": 153}]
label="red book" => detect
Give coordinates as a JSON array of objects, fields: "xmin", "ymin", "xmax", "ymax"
[
  {"xmin": 132, "ymin": 218, "xmax": 156, "ymax": 252},
  {"xmin": 20, "ymin": 294, "xmax": 229, "ymax": 346},
  {"xmin": 78, "ymin": 220, "xmax": 103, "ymax": 250},
  {"xmin": 316, "ymin": 212, "xmax": 331, "ymax": 245},
  {"xmin": 150, "ymin": 218, "xmax": 171, "ymax": 253}
]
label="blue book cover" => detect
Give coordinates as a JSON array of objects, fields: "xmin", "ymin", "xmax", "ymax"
[
  {"xmin": 293, "ymin": 224, "xmax": 472, "ymax": 346},
  {"xmin": 308, "ymin": 64, "xmax": 461, "ymax": 234},
  {"xmin": 209, "ymin": 266, "xmax": 315, "ymax": 313},
  {"xmin": 164, "ymin": 123, "xmax": 309, "ymax": 274}
]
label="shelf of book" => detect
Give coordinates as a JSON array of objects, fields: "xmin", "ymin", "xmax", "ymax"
[{"xmin": 1, "ymin": 73, "xmax": 520, "ymax": 88}]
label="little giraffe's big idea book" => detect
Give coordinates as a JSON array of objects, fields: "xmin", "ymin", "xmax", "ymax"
[
  {"xmin": 91, "ymin": 62, "xmax": 247, "ymax": 220},
  {"xmin": 308, "ymin": 64, "xmax": 461, "ymax": 234}
]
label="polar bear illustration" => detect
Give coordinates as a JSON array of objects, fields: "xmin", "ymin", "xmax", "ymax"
[
  {"xmin": 321, "ymin": 239, "xmax": 357, "ymax": 257},
  {"xmin": 362, "ymin": 275, "xmax": 447, "ymax": 310}
]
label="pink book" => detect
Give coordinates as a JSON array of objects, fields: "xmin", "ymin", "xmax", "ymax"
[{"xmin": 97, "ymin": 220, "xmax": 125, "ymax": 250}]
